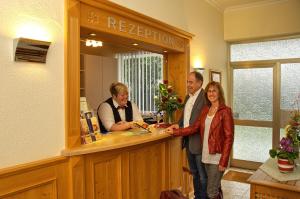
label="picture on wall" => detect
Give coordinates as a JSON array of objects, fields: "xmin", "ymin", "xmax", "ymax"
[{"xmin": 209, "ymin": 70, "xmax": 221, "ymax": 84}]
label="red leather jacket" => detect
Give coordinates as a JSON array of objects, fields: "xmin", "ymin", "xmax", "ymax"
[{"xmin": 174, "ymin": 104, "xmax": 234, "ymax": 167}]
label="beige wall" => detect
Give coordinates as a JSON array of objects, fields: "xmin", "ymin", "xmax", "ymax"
[
  {"xmin": 111, "ymin": 0, "xmax": 228, "ymax": 94},
  {"xmin": 0, "ymin": 1, "xmax": 64, "ymax": 168},
  {"xmin": 224, "ymin": 0, "xmax": 300, "ymax": 41},
  {"xmin": 182, "ymin": 0, "xmax": 227, "ymax": 92}
]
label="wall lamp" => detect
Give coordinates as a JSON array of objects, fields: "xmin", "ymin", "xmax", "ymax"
[
  {"xmin": 193, "ymin": 67, "xmax": 205, "ymax": 74},
  {"xmin": 14, "ymin": 38, "xmax": 51, "ymax": 63}
]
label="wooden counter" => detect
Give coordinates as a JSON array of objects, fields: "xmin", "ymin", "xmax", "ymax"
[
  {"xmin": 248, "ymin": 168, "xmax": 300, "ymax": 199},
  {"xmin": 63, "ymin": 128, "xmax": 189, "ymax": 199},
  {"xmin": 62, "ymin": 128, "xmax": 170, "ymax": 156}
]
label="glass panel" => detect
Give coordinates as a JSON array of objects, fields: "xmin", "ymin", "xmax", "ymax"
[
  {"xmin": 231, "ymin": 38, "xmax": 300, "ymax": 62},
  {"xmin": 233, "ymin": 125, "xmax": 272, "ymax": 162},
  {"xmin": 233, "ymin": 68, "xmax": 273, "ymax": 121},
  {"xmin": 280, "ymin": 63, "xmax": 300, "ymax": 127}
]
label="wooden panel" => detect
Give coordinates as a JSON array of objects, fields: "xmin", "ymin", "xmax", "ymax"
[
  {"xmin": 166, "ymin": 137, "xmax": 183, "ymax": 189},
  {"xmin": 85, "ymin": 152, "xmax": 122, "ymax": 199},
  {"xmin": 79, "ymin": 0, "xmax": 193, "ymax": 40},
  {"xmin": 80, "ymin": 4, "xmax": 186, "ymax": 52},
  {"xmin": 128, "ymin": 142, "xmax": 166, "ymax": 199},
  {"xmin": 66, "ymin": 0, "xmax": 81, "ymax": 148},
  {"xmin": 249, "ymin": 168, "xmax": 300, "ymax": 199},
  {"xmin": 251, "ymin": 184, "xmax": 300, "ymax": 199},
  {"xmin": 0, "ymin": 157, "xmax": 69, "ymax": 199},
  {"xmin": 69, "ymin": 156, "xmax": 85, "ymax": 199},
  {"xmin": 168, "ymin": 41, "xmax": 190, "ymax": 121},
  {"xmin": 182, "ymin": 150, "xmax": 193, "ymax": 197},
  {"xmin": 2, "ymin": 180, "xmax": 57, "ymax": 199}
]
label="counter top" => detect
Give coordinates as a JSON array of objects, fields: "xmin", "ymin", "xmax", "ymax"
[{"xmin": 62, "ymin": 128, "xmax": 171, "ymax": 156}]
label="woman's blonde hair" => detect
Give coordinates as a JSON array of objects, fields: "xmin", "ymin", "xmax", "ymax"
[
  {"xmin": 205, "ymin": 81, "xmax": 225, "ymax": 106},
  {"xmin": 110, "ymin": 82, "xmax": 128, "ymax": 96}
]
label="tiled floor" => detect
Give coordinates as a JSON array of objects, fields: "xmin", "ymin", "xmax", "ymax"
[
  {"xmin": 189, "ymin": 168, "xmax": 253, "ymax": 199},
  {"xmin": 222, "ymin": 179, "xmax": 250, "ymax": 199},
  {"xmin": 222, "ymin": 168, "xmax": 252, "ymax": 199}
]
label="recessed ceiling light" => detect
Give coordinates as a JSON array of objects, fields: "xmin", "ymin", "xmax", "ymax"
[
  {"xmin": 89, "ymin": 33, "xmax": 96, "ymax": 36},
  {"xmin": 132, "ymin": 43, "xmax": 138, "ymax": 46},
  {"xmin": 85, "ymin": 39, "xmax": 102, "ymax": 47},
  {"xmin": 163, "ymin": 50, "xmax": 168, "ymax": 53}
]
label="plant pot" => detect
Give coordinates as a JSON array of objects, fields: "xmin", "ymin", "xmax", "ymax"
[
  {"xmin": 163, "ymin": 111, "xmax": 175, "ymax": 124},
  {"xmin": 277, "ymin": 158, "xmax": 294, "ymax": 173}
]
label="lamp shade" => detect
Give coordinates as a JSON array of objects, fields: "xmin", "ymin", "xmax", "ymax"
[{"xmin": 14, "ymin": 38, "xmax": 51, "ymax": 63}]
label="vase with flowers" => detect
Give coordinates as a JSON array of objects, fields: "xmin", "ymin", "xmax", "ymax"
[
  {"xmin": 154, "ymin": 80, "xmax": 184, "ymax": 124},
  {"xmin": 269, "ymin": 96, "xmax": 300, "ymax": 172}
]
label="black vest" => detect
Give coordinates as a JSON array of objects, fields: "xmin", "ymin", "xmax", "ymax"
[{"xmin": 97, "ymin": 97, "xmax": 133, "ymax": 133}]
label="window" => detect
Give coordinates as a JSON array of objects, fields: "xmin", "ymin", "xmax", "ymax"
[
  {"xmin": 231, "ymin": 38, "xmax": 300, "ymax": 61},
  {"xmin": 116, "ymin": 52, "xmax": 163, "ymax": 113},
  {"xmin": 230, "ymin": 37, "xmax": 300, "ymax": 167}
]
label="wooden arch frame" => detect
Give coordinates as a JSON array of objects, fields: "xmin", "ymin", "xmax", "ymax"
[{"xmin": 66, "ymin": 0, "xmax": 193, "ymax": 148}]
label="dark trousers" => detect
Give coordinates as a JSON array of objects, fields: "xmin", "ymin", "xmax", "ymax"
[
  {"xmin": 204, "ymin": 164, "xmax": 224, "ymax": 199},
  {"xmin": 186, "ymin": 149, "xmax": 208, "ymax": 199}
]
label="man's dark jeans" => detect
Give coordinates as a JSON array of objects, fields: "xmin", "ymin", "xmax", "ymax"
[{"xmin": 186, "ymin": 149, "xmax": 208, "ymax": 199}]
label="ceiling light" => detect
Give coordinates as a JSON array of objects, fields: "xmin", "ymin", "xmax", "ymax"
[
  {"xmin": 89, "ymin": 33, "xmax": 96, "ymax": 36},
  {"xmin": 86, "ymin": 40, "xmax": 92, "ymax": 46},
  {"xmin": 132, "ymin": 43, "xmax": 138, "ymax": 46},
  {"xmin": 85, "ymin": 39, "xmax": 102, "ymax": 47}
]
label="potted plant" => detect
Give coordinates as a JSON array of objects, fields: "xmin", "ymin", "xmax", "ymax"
[
  {"xmin": 270, "ymin": 96, "xmax": 300, "ymax": 173},
  {"xmin": 154, "ymin": 80, "xmax": 183, "ymax": 124},
  {"xmin": 269, "ymin": 136, "xmax": 298, "ymax": 172}
]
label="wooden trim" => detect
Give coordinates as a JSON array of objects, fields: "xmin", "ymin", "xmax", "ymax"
[
  {"xmin": 231, "ymin": 159, "xmax": 262, "ymax": 170},
  {"xmin": 227, "ymin": 33, "xmax": 300, "ymax": 43},
  {"xmin": 227, "ymin": 43, "xmax": 233, "ymax": 163},
  {"xmin": 69, "ymin": 156, "xmax": 85, "ymax": 199},
  {"xmin": 0, "ymin": 156, "xmax": 70, "ymax": 199},
  {"xmin": 0, "ymin": 156, "xmax": 68, "ymax": 177},
  {"xmin": 79, "ymin": 0, "xmax": 194, "ymax": 39},
  {"xmin": 273, "ymin": 63, "xmax": 281, "ymax": 148},
  {"xmin": 231, "ymin": 58, "xmax": 300, "ymax": 67},
  {"xmin": 66, "ymin": 0, "xmax": 81, "ymax": 148},
  {"xmin": 234, "ymin": 120, "xmax": 273, "ymax": 128},
  {"xmin": 1, "ymin": 178, "xmax": 57, "ymax": 198}
]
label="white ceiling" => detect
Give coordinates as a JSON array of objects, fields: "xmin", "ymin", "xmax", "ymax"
[{"xmin": 206, "ymin": 0, "xmax": 285, "ymax": 12}]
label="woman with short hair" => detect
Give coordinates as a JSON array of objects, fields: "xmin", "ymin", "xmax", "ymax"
[{"xmin": 97, "ymin": 82, "xmax": 143, "ymax": 132}]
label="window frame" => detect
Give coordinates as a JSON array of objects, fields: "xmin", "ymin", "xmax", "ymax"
[{"xmin": 229, "ymin": 37, "xmax": 300, "ymax": 169}]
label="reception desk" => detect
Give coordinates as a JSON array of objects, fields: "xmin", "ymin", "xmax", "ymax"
[{"xmin": 62, "ymin": 128, "xmax": 189, "ymax": 199}]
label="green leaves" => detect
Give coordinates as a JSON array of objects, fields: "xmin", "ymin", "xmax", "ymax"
[{"xmin": 155, "ymin": 82, "xmax": 183, "ymax": 115}]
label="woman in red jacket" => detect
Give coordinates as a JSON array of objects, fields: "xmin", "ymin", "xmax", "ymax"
[{"xmin": 166, "ymin": 81, "xmax": 234, "ymax": 199}]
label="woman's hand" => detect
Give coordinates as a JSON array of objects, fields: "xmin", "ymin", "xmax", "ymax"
[
  {"xmin": 164, "ymin": 124, "xmax": 179, "ymax": 135},
  {"xmin": 170, "ymin": 124, "xmax": 179, "ymax": 129},
  {"xmin": 164, "ymin": 127, "xmax": 174, "ymax": 135},
  {"xmin": 218, "ymin": 165, "xmax": 226, "ymax": 172}
]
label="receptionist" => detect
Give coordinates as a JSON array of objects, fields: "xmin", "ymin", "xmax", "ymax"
[{"xmin": 97, "ymin": 82, "xmax": 143, "ymax": 132}]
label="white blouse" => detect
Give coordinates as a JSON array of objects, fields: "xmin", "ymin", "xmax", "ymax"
[
  {"xmin": 202, "ymin": 114, "xmax": 221, "ymax": 165},
  {"xmin": 98, "ymin": 99, "xmax": 143, "ymax": 131}
]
